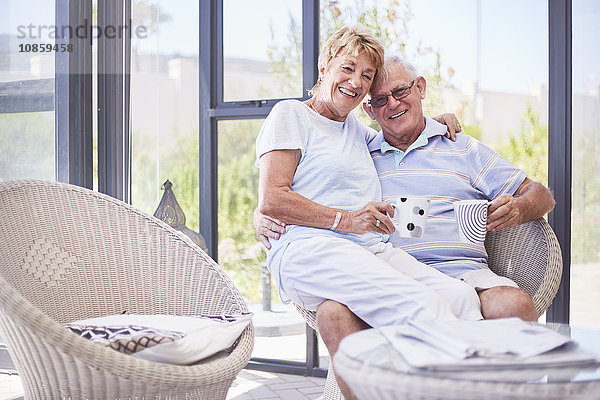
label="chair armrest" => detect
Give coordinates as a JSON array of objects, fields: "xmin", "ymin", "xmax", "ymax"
[{"xmin": 485, "ymin": 218, "xmax": 562, "ymax": 316}]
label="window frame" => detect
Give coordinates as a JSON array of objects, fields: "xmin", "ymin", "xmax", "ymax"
[
  {"xmin": 97, "ymin": 0, "xmax": 131, "ymax": 201},
  {"xmin": 199, "ymin": 0, "xmax": 325, "ymax": 377},
  {"xmin": 55, "ymin": 0, "xmax": 93, "ymax": 188},
  {"xmin": 546, "ymin": 0, "xmax": 572, "ymax": 323},
  {"xmin": 199, "ymin": 0, "xmax": 319, "ymax": 257}
]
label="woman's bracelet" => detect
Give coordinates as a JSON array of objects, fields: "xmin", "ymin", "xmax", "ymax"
[{"xmin": 330, "ymin": 211, "xmax": 342, "ymax": 231}]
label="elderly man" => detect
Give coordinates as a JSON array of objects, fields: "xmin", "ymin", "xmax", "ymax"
[
  {"xmin": 361, "ymin": 56, "xmax": 555, "ymax": 317},
  {"xmin": 256, "ymin": 56, "xmax": 555, "ymax": 398}
]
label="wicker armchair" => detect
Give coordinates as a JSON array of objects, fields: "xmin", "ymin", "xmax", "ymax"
[
  {"xmin": 296, "ymin": 217, "xmax": 563, "ymax": 400},
  {"xmin": 0, "ymin": 180, "xmax": 254, "ymax": 400}
]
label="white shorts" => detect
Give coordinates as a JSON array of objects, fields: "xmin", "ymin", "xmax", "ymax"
[
  {"xmin": 277, "ymin": 236, "xmax": 483, "ymax": 328},
  {"xmin": 457, "ymin": 269, "xmax": 519, "ymax": 291}
]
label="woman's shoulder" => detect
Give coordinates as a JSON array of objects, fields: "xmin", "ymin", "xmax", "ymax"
[
  {"xmin": 271, "ymin": 99, "xmax": 309, "ymax": 115},
  {"xmin": 346, "ymin": 111, "xmax": 377, "ymax": 140}
]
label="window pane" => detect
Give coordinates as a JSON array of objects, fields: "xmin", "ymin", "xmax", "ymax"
[
  {"xmin": 0, "ymin": 1, "xmax": 55, "ymax": 181},
  {"xmin": 130, "ymin": 0, "xmax": 200, "ymax": 231},
  {"xmin": 217, "ymin": 119, "xmax": 265, "ymax": 300},
  {"xmin": 570, "ymin": 0, "xmax": 600, "ymax": 329},
  {"xmin": 321, "ymin": 0, "xmax": 548, "ymax": 185},
  {"xmin": 223, "ymin": 0, "xmax": 303, "ymax": 102},
  {"xmin": 217, "ymin": 119, "xmax": 308, "ymax": 363}
]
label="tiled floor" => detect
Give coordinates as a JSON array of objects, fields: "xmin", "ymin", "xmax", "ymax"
[
  {"xmin": 227, "ymin": 369, "xmax": 325, "ymax": 400},
  {"xmin": 0, "ymin": 369, "xmax": 325, "ymax": 400},
  {"xmin": 0, "ymin": 372, "xmax": 23, "ymax": 400}
]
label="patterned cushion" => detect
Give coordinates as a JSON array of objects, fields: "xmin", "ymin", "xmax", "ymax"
[
  {"xmin": 67, "ymin": 324, "xmax": 184, "ymax": 354},
  {"xmin": 66, "ymin": 313, "xmax": 252, "ymax": 364}
]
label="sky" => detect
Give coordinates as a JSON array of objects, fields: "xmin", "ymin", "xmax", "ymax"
[
  {"xmin": 219, "ymin": 0, "xmax": 598, "ymax": 95},
  {"xmin": 2, "ymin": 0, "xmax": 598, "ymax": 94},
  {"xmin": 409, "ymin": 0, "xmax": 548, "ymax": 94},
  {"xmin": 219, "ymin": 0, "xmax": 550, "ymax": 94}
]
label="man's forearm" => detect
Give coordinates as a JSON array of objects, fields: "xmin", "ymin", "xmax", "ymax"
[{"xmin": 513, "ymin": 179, "xmax": 555, "ymax": 223}]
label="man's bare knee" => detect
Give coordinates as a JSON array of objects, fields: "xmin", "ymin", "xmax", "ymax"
[
  {"xmin": 316, "ymin": 301, "xmax": 365, "ymax": 400},
  {"xmin": 316, "ymin": 300, "xmax": 370, "ymax": 355},
  {"xmin": 479, "ymin": 286, "xmax": 537, "ymax": 321}
]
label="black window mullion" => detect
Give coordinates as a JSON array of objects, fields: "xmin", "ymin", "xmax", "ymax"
[
  {"xmin": 546, "ymin": 0, "xmax": 572, "ymax": 323},
  {"xmin": 199, "ymin": 0, "xmax": 219, "ymax": 258},
  {"xmin": 55, "ymin": 0, "xmax": 93, "ymax": 188},
  {"xmin": 302, "ymin": 0, "xmax": 319, "ymax": 97},
  {"xmin": 123, "ymin": 0, "xmax": 132, "ymax": 202},
  {"xmin": 97, "ymin": 0, "xmax": 130, "ymax": 201},
  {"xmin": 209, "ymin": 105, "xmax": 274, "ymax": 119},
  {"xmin": 215, "ymin": 0, "xmax": 224, "ymax": 108}
]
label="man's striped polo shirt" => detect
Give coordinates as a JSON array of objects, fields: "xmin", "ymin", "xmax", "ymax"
[{"xmin": 368, "ymin": 116, "xmax": 527, "ymax": 278}]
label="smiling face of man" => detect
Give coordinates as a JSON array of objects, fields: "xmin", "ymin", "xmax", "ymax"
[{"xmin": 363, "ymin": 62, "xmax": 427, "ymax": 150}]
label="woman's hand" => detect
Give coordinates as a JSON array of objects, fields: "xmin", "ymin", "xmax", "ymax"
[
  {"xmin": 433, "ymin": 113, "xmax": 462, "ymax": 141},
  {"xmin": 339, "ymin": 201, "xmax": 396, "ymax": 234}
]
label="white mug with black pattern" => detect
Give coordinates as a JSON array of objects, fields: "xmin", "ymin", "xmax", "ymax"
[
  {"xmin": 392, "ymin": 196, "xmax": 430, "ymax": 238},
  {"xmin": 453, "ymin": 199, "xmax": 490, "ymax": 244}
]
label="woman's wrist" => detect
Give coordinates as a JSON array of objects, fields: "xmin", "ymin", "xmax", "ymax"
[
  {"xmin": 332, "ymin": 210, "xmax": 351, "ymax": 233},
  {"xmin": 329, "ymin": 210, "xmax": 342, "ymax": 231}
]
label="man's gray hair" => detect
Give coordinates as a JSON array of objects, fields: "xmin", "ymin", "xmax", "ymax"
[{"xmin": 373, "ymin": 55, "xmax": 419, "ymax": 91}]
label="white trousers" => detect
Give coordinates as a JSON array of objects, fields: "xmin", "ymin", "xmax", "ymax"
[{"xmin": 278, "ymin": 237, "xmax": 483, "ymax": 328}]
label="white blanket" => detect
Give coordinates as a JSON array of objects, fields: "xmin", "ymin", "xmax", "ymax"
[{"xmin": 380, "ymin": 318, "xmax": 598, "ymax": 371}]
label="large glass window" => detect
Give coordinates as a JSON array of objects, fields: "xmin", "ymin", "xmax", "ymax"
[
  {"xmin": 217, "ymin": 119, "xmax": 263, "ymax": 301},
  {"xmin": 570, "ymin": 0, "xmax": 600, "ymax": 329},
  {"xmin": 130, "ymin": 1, "xmax": 200, "ymax": 227},
  {"xmin": 0, "ymin": 1, "xmax": 56, "ymax": 181},
  {"xmin": 223, "ymin": 0, "xmax": 303, "ymax": 102}
]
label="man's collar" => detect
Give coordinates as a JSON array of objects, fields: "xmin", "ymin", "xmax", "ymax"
[
  {"xmin": 368, "ymin": 131, "xmax": 385, "ymax": 152},
  {"xmin": 380, "ymin": 138, "xmax": 401, "ymax": 153},
  {"xmin": 422, "ymin": 116, "xmax": 449, "ymax": 140},
  {"xmin": 368, "ymin": 116, "xmax": 448, "ymax": 153}
]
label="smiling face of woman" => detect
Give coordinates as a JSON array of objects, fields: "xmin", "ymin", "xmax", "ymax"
[{"xmin": 312, "ymin": 52, "xmax": 377, "ymax": 122}]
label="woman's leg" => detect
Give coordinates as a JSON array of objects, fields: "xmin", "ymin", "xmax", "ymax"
[
  {"xmin": 372, "ymin": 242, "xmax": 483, "ymax": 321},
  {"xmin": 278, "ymin": 237, "xmax": 459, "ymax": 328}
]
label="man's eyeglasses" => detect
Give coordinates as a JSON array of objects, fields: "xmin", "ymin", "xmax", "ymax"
[{"xmin": 368, "ymin": 80, "xmax": 416, "ymax": 108}]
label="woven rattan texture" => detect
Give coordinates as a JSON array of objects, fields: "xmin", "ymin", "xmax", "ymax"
[
  {"xmin": 0, "ymin": 179, "xmax": 255, "ymax": 400},
  {"xmin": 485, "ymin": 218, "xmax": 562, "ymax": 316},
  {"xmin": 335, "ymin": 344, "xmax": 599, "ymax": 400},
  {"xmin": 295, "ymin": 218, "xmax": 562, "ymax": 400}
]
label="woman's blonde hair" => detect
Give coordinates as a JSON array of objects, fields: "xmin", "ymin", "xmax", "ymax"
[{"xmin": 309, "ymin": 25, "xmax": 384, "ymax": 96}]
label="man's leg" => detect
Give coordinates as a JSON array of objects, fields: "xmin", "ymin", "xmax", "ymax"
[
  {"xmin": 317, "ymin": 300, "xmax": 370, "ymax": 400},
  {"xmin": 478, "ymin": 286, "xmax": 537, "ymax": 321},
  {"xmin": 373, "ymin": 243, "xmax": 483, "ymax": 321}
]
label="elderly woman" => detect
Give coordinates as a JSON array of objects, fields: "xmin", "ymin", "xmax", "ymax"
[{"xmin": 256, "ymin": 25, "xmax": 482, "ymax": 329}]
